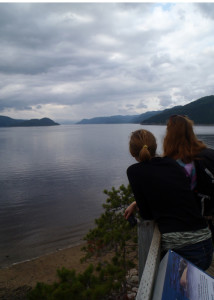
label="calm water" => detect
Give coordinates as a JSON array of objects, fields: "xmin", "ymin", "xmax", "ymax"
[{"xmin": 0, "ymin": 124, "xmax": 213, "ymax": 268}]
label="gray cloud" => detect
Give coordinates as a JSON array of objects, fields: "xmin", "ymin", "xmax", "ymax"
[
  {"xmin": 196, "ymin": 3, "xmax": 214, "ymax": 19},
  {"xmin": 136, "ymin": 101, "xmax": 148, "ymax": 109},
  {"xmin": 0, "ymin": 3, "xmax": 214, "ymax": 121}
]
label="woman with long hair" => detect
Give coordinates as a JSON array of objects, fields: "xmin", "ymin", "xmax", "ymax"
[
  {"xmin": 163, "ymin": 115, "xmax": 207, "ymax": 163},
  {"xmin": 163, "ymin": 114, "xmax": 214, "ymax": 233}
]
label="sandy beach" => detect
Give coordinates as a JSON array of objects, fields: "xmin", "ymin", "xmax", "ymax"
[
  {"xmin": 1, "ymin": 243, "xmax": 214, "ymax": 300},
  {"xmin": 0, "ymin": 243, "xmax": 92, "ymax": 299}
]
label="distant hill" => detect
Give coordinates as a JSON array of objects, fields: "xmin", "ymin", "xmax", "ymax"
[
  {"xmin": 77, "ymin": 115, "xmax": 137, "ymax": 124},
  {"xmin": 77, "ymin": 96, "xmax": 214, "ymax": 125},
  {"xmin": 77, "ymin": 111, "xmax": 160, "ymax": 124},
  {"xmin": 0, "ymin": 116, "xmax": 59, "ymax": 127},
  {"xmin": 132, "ymin": 111, "xmax": 162, "ymax": 123},
  {"xmin": 140, "ymin": 95, "xmax": 214, "ymax": 125}
]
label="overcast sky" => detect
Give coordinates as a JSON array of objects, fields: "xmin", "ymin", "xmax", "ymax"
[{"xmin": 1, "ymin": 2, "xmax": 214, "ymax": 122}]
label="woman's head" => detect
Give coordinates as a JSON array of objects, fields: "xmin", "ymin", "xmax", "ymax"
[
  {"xmin": 163, "ymin": 115, "xmax": 206, "ymax": 162},
  {"xmin": 129, "ymin": 129, "xmax": 157, "ymax": 162}
]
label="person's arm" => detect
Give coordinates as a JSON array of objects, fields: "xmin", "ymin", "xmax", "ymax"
[{"xmin": 124, "ymin": 201, "xmax": 137, "ymax": 219}]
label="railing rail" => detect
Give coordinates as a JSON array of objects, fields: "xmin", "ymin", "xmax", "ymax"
[{"xmin": 136, "ymin": 220, "xmax": 161, "ymax": 300}]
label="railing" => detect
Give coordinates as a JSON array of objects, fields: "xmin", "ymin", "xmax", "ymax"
[{"xmin": 136, "ymin": 220, "xmax": 161, "ymax": 300}]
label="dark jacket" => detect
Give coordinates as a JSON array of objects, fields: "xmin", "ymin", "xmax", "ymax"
[
  {"xmin": 127, "ymin": 156, "xmax": 207, "ymax": 234},
  {"xmin": 194, "ymin": 147, "xmax": 214, "ymax": 216}
]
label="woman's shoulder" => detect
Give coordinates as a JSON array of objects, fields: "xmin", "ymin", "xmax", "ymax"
[
  {"xmin": 126, "ymin": 160, "xmax": 151, "ymax": 175},
  {"xmin": 127, "ymin": 162, "xmax": 143, "ymax": 173},
  {"xmin": 127, "ymin": 156, "xmax": 171, "ymax": 173}
]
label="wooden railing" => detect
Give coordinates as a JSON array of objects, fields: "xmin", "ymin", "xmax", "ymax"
[{"xmin": 136, "ymin": 220, "xmax": 161, "ymax": 300}]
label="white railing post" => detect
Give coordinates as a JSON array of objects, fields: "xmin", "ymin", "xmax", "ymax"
[{"xmin": 138, "ymin": 220, "xmax": 155, "ymax": 279}]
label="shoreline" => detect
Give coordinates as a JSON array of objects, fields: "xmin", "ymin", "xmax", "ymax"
[
  {"xmin": 1, "ymin": 240, "xmax": 85, "ymax": 270},
  {"xmin": 0, "ymin": 242, "xmax": 92, "ymax": 297}
]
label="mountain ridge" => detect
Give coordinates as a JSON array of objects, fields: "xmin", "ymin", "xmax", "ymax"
[
  {"xmin": 77, "ymin": 95, "xmax": 214, "ymax": 125},
  {"xmin": 77, "ymin": 111, "xmax": 161, "ymax": 124},
  {"xmin": 140, "ymin": 95, "xmax": 214, "ymax": 124}
]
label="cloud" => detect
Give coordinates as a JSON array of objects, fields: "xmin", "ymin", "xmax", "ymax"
[
  {"xmin": 0, "ymin": 3, "xmax": 214, "ymax": 121},
  {"xmin": 196, "ymin": 3, "xmax": 214, "ymax": 19}
]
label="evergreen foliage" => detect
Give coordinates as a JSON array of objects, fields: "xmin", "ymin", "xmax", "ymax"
[
  {"xmin": 82, "ymin": 185, "xmax": 137, "ymax": 260},
  {"xmin": 27, "ymin": 184, "xmax": 138, "ymax": 300},
  {"xmin": 28, "ymin": 264, "xmax": 124, "ymax": 300}
]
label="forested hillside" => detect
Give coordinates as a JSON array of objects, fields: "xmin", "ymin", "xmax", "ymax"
[
  {"xmin": 77, "ymin": 111, "xmax": 160, "ymax": 124},
  {"xmin": 0, "ymin": 116, "xmax": 59, "ymax": 127},
  {"xmin": 141, "ymin": 95, "xmax": 214, "ymax": 124}
]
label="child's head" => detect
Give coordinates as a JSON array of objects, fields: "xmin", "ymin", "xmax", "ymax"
[{"xmin": 129, "ymin": 129, "xmax": 157, "ymax": 162}]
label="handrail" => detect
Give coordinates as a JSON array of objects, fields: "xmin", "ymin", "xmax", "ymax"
[{"xmin": 136, "ymin": 220, "xmax": 161, "ymax": 300}]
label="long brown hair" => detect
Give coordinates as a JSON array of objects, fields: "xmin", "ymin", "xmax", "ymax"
[
  {"xmin": 163, "ymin": 115, "xmax": 206, "ymax": 162},
  {"xmin": 129, "ymin": 129, "xmax": 157, "ymax": 162}
]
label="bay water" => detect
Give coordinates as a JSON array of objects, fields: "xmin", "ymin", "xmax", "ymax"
[{"xmin": 0, "ymin": 124, "xmax": 213, "ymax": 268}]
